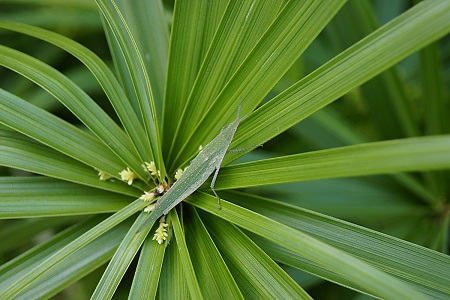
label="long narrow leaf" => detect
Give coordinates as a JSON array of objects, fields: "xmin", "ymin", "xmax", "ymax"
[
  {"xmin": 129, "ymin": 234, "xmax": 165, "ymax": 300},
  {"xmin": 185, "ymin": 206, "xmax": 244, "ymax": 299},
  {"xmin": 15, "ymin": 220, "xmax": 131, "ymax": 300},
  {"xmin": 419, "ymin": 42, "xmax": 449, "ymax": 197},
  {"xmin": 167, "ymin": 0, "xmax": 284, "ymax": 168},
  {"xmin": 0, "ymin": 217, "xmax": 104, "ymax": 292},
  {"xmin": 0, "ymin": 21, "xmax": 152, "ymax": 162},
  {"xmin": 330, "ymin": 1, "xmax": 418, "ymax": 139},
  {"xmin": 186, "ymin": 192, "xmax": 428, "ymax": 299},
  {"xmin": 95, "ymin": 0, "xmax": 165, "ymax": 177},
  {"xmin": 169, "ymin": 209, "xmax": 203, "ymax": 299},
  {"xmin": 0, "ymin": 45, "xmax": 147, "ymax": 179},
  {"xmin": 113, "ymin": 0, "xmax": 169, "ymax": 115},
  {"xmin": 172, "ymin": 0, "xmax": 346, "ymax": 169},
  {"xmin": 215, "ymin": 135, "xmax": 450, "ymax": 190},
  {"xmin": 0, "ymin": 177, "xmax": 132, "ymax": 218},
  {"xmin": 158, "ymin": 235, "xmax": 190, "ymax": 299},
  {"xmin": 0, "ymin": 130, "xmax": 140, "ymax": 196},
  {"xmin": 0, "ymin": 217, "xmax": 72, "ymax": 254},
  {"xmin": 0, "ymin": 89, "xmax": 125, "ymax": 178},
  {"xmin": 92, "ymin": 212, "xmax": 153, "ymax": 299},
  {"xmin": 419, "ymin": 43, "xmax": 448, "ymax": 136},
  {"xmin": 225, "ymin": 191, "xmax": 450, "ymax": 298},
  {"xmin": 163, "ymin": 0, "xmax": 227, "ymax": 156},
  {"xmin": 227, "ymin": 0, "xmax": 450, "ymax": 163},
  {"xmin": 202, "ymin": 212, "xmax": 311, "ymax": 299},
  {"xmin": 0, "ymin": 199, "xmax": 147, "ymax": 299}
]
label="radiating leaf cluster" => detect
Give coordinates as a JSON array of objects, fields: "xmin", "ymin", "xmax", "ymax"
[{"xmin": 0, "ymin": 0, "xmax": 449, "ymax": 299}]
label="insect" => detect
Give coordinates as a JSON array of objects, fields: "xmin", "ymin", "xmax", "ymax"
[{"xmin": 138, "ymin": 102, "xmax": 244, "ymax": 232}]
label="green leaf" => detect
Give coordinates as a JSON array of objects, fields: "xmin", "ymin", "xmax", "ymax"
[
  {"xmin": 0, "ymin": 89, "xmax": 125, "ymax": 177},
  {"xmin": 0, "ymin": 5, "xmax": 100, "ymax": 29},
  {"xmin": 169, "ymin": 209, "xmax": 203, "ymax": 299},
  {"xmin": 290, "ymin": 107, "xmax": 364, "ymax": 148},
  {"xmin": 227, "ymin": 191, "xmax": 450, "ymax": 298},
  {"xmin": 186, "ymin": 192, "xmax": 428, "ymax": 299},
  {"xmin": 172, "ymin": 0, "xmax": 346, "ymax": 169},
  {"xmin": 0, "ymin": 130, "xmax": 140, "ymax": 196},
  {"xmin": 289, "ymin": 105, "xmax": 437, "ymax": 205},
  {"xmin": 113, "ymin": 0, "xmax": 169, "ymax": 115},
  {"xmin": 251, "ymin": 177, "xmax": 425, "ymax": 224},
  {"xmin": 0, "ymin": 177, "xmax": 133, "ymax": 218},
  {"xmin": 167, "ymin": 0, "xmax": 284, "ymax": 169},
  {"xmin": 185, "ymin": 206, "xmax": 244, "ymax": 299},
  {"xmin": 419, "ymin": 42, "xmax": 449, "ymax": 196},
  {"xmin": 216, "ymin": 135, "xmax": 450, "ymax": 190},
  {"xmin": 92, "ymin": 212, "xmax": 153, "ymax": 299},
  {"xmin": 202, "ymin": 212, "xmax": 311, "ymax": 299},
  {"xmin": 129, "ymin": 234, "xmax": 165, "ymax": 300},
  {"xmin": 0, "ymin": 217, "xmax": 72, "ymax": 253},
  {"xmin": 0, "ymin": 45, "xmax": 147, "ymax": 179},
  {"xmin": 95, "ymin": 0, "xmax": 165, "ymax": 177},
  {"xmin": 0, "ymin": 217, "xmax": 103, "ymax": 294},
  {"xmin": 0, "ymin": 199, "xmax": 147, "ymax": 299},
  {"xmin": 227, "ymin": 0, "xmax": 450, "ymax": 163},
  {"xmin": 158, "ymin": 231, "xmax": 190, "ymax": 299},
  {"xmin": 163, "ymin": 0, "xmax": 227, "ymax": 159},
  {"xmin": 329, "ymin": 1, "xmax": 418, "ymax": 139},
  {"xmin": 419, "ymin": 41, "xmax": 448, "ymax": 136},
  {"xmin": 0, "ymin": 20, "xmax": 153, "ymax": 162},
  {"xmin": 0, "ymin": 0, "xmax": 97, "ymax": 10},
  {"xmin": 13, "ymin": 218, "xmax": 130, "ymax": 300}
]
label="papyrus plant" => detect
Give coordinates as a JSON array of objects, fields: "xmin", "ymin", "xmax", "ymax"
[{"xmin": 1, "ymin": 0, "xmax": 449, "ymax": 299}]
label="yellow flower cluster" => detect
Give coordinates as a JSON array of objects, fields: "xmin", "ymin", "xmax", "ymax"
[
  {"xmin": 96, "ymin": 161, "xmax": 174, "ymax": 245},
  {"xmin": 153, "ymin": 220, "xmax": 169, "ymax": 244},
  {"xmin": 118, "ymin": 167, "xmax": 137, "ymax": 185}
]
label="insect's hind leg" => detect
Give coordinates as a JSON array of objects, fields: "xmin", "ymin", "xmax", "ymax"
[
  {"xmin": 210, "ymin": 167, "xmax": 222, "ymax": 210},
  {"xmin": 227, "ymin": 144, "xmax": 262, "ymax": 153}
]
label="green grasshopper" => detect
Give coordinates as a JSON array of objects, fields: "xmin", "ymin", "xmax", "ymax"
[{"xmin": 138, "ymin": 103, "xmax": 244, "ymax": 232}]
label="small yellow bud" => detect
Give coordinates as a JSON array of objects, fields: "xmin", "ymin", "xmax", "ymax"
[
  {"xmin": 156, "ymin": 184, "xmax": 165, "ymax": 195},
  {"xmin": 198, "ymin": 145, "xmax": 203, "ymax": 151},
  {"xmin": 97, "ymin": 170, "xmax": 113, "ymax": 181},
  {"xmin": 139, "ymin": 191, "xmax": 155, "ymax": 202},
  {"xmin": 144, "ymin": 204, "xmax": 156, "ymax": 213},
  {"xmin": 119, "ymin": 167, "xmax": 137, "ymax": 185},
  {"xmin": 143, "ymin": 161, "xmax": 158, "ymax": 176},
  {"xmin": 175, "ymin": 168, "xmax": 184, "ymax": 180},
  {"xmin": 175, "ymin": 167, "xmax": 188, "ymax": 180},
  {"xmin": 153, "ymin": 220, "xmax": 169, "ymax": 244}
]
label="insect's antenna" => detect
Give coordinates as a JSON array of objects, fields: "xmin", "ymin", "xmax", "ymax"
[
  {"xmin": 237, "ymin": 97, "xmax": 253, "ymax": 122},
  {"xmin": 237, "ymin": 97, "xmax": 243, "ymax": 118}
]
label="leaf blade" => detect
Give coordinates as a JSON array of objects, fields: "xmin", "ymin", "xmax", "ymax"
[
  {"xmin": 0, "ymin": 177, "xmax": 132, "ymax": 218},
  {"xmin": 227, "ymin": 0, "xmax": 450, "ymax": 162},
  {"xmin": 185, "ymin": 206, "xmax": 244, "ymax": 299},
  {"xmin": 91, "ymin": 212, "xmax": 153, "ymax": 300},
  {"xmin": 0, "ymin": 130, "xmax": 140, "ymax": 196},
  {"xmin": 169, "ymin": 209, "xmax": 203, "ymax": 300},
  {"xmin": 0, "ymin": 20, "xmax": 153, "ymax": 162},
  {"xmin": 226, "ymin": 191, "xmax": 450, "ymax": 298},
  {"xmin": 0, "ymin": 45, "xmax": 147, "ymax": 179},
  {"xmin": 0, "ymin": 89, "xmax": 124, "ymax": 177},
  {"xmin": 167, "ymin": 0, "xmax": 284, "ymax": 168},
  {"xmin": 216, "ymin": 135, "xmax": 450, "ymax": 190},
  {"xmin": 95, "ymin": 0, "xmax": 165, "ymax": 176},
  {"xmin": 173, "ymin": 0, "xmax": 346, "ymax": 169},
  {"xmin": 13, "ymin": 219, "xmax": 130, "ymax": 300},
  {"xmin": 202, "ymin": 211, "xmax": 312, "ymax": 299},
  {"xmin": 186, "ymin": 192, "xmax": 429, "ymax": 299},
  {"xmin": 0, "ymin": 199, "xmax": 147, "ymax": 299}
]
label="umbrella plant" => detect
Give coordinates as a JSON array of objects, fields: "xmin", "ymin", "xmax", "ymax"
[{"xmin": 0, "ymin": 0, "xmax": 449, "ymax": 299}]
